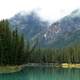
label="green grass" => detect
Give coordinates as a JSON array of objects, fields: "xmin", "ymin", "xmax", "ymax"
[{"xmin": 0, "ymin": 65, "xmax": 21, "ymax": 73}]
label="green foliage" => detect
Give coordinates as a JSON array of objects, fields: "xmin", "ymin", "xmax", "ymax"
[
  {"xmin": 0, "ymin": 19, "xmax": 80, "ymax": 66},
  {"xmin": 0, "ymin": 20, "xmax": 25, "ymax": 65}
]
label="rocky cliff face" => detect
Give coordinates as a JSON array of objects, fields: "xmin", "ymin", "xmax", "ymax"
[{"xmin": 9, "ymin": 9, "xmax": 80, "ymax": 47}]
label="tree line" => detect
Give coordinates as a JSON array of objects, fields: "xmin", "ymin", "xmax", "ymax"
[{"xmin": 0, "ymin": 20, "xmax": 80, "ymax": 66}]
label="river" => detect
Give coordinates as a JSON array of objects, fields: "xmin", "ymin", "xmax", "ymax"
[{"xmin": 0, "ymin": 67, "xmax": 80, "ymax": 80}]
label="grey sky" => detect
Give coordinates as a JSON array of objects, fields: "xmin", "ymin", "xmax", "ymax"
[{"xmin": 0, "ymin": 0, "xmax": 80, "ymax": 21}]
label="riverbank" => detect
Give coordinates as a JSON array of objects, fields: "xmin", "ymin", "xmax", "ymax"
[
  {"xmin": 0, "ymin": 65, "xmax": 22, "ymax": 73},
  {"xmin": 0, "ymin": 63, "xmax": 80, "ymax": 73},
  {"xmin": 20, "ymin": 63, "xmax": 80, "ymax": 68},
  {"xmin": 61, "ymin": 63, "xmax": 80, "ymax": 68}
]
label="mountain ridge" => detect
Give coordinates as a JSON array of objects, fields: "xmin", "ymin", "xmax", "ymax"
[{"xmin": 9, "ymin": 9, "xmax": 80, "ymax": 47}]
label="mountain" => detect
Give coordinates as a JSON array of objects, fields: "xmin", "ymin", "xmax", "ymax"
[
  {"xmin": 9, "ymin": 11, "xmax": 49, "ymax": 40},
  {"xmin": 39, "ymin": 9, "xmax": 80, "ymax": 47},
  {"xmin": 9, "ymin": 9, "xmax": 80, "ymax": 47}
]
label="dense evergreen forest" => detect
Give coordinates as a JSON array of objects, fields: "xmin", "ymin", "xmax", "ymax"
[{"xmin": 0, "ymin": 20, "xmax": 80, "ymax": 66}]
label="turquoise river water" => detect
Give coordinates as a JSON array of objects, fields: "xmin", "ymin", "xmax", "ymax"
[{"xmin": 0, "ymin": 67, "xmax": 80, "ymax": 80}]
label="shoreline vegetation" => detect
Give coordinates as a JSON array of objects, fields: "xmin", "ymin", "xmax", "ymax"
[{"xmin": 1, "ymin": 63, "xmax": 80, "ymax": 73}]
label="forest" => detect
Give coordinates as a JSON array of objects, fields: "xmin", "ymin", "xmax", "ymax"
[{"xmin": 0, "ymin": 20, "xmax": 80, "ymax": 66}]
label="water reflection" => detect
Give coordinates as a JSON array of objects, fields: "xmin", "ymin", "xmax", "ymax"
[{"xmin": 0, "ymin": 67, "xmax": 80, "ymax": 80}]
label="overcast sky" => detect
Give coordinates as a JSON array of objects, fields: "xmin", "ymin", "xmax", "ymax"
[{"xmin": 0, "ymin": 0, "xmax": 80, "ymax": 21}]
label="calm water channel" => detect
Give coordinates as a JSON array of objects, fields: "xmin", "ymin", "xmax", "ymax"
[{"xmin": 0, "ymin": 67, "xmax": 80, "ymax": 80}]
